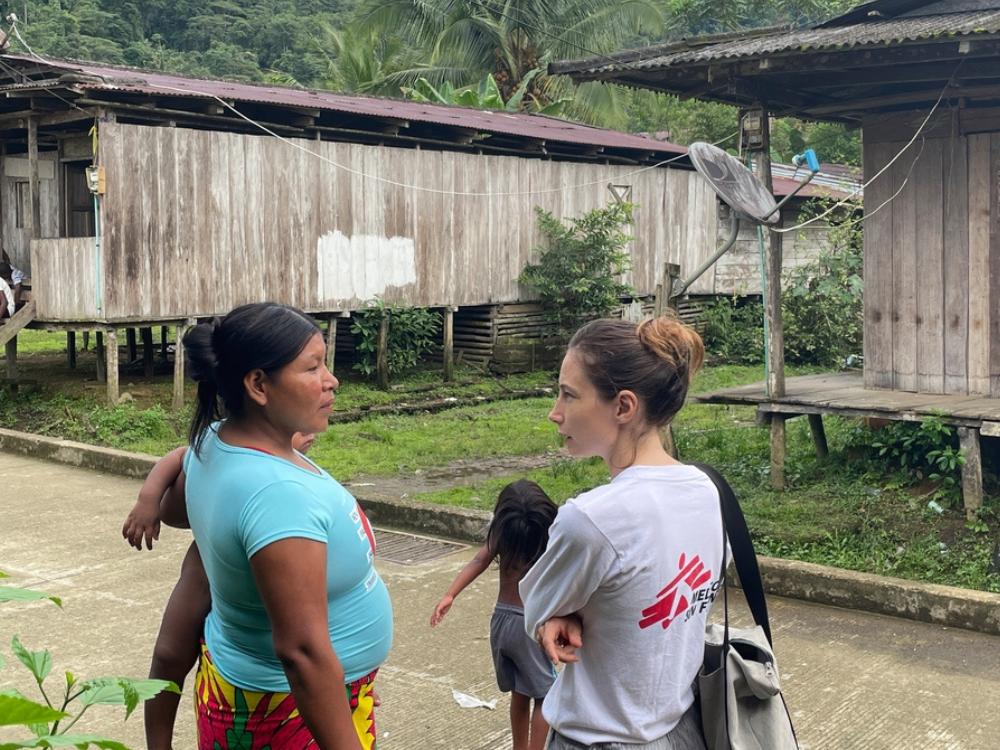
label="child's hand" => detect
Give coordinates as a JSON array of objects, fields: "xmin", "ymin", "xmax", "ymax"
[
  {"xmin": 122, "ymin": 500, "xmax": 161, "ymax": 550},
  {"xmin": 430, "ymin": 595, "xmax": 455, "ymax": 627},
  {"xmin": 537, "ymin": 613, "xmax": 583, "ymax": 665}
]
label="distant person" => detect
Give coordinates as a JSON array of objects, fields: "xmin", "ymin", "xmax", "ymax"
[
  {"xmin": 161, "ymin": 302, "xmax": 391, "ymax": 750},
  {"xmin": 122, "ymin": 432, "xmax": 317, "ymax": 750},
  {"xmin": 431, "ymin": 479, "xmax": 558, "ymax": 750},
  {"xmin": 521, "ymin": 315, "xmax": 725, "ymax": 749},
  {"xmin": 0, "ymin": 268, "xmax": 13, "ymax": 318},
  {"xmin": 1, "ymin": 247, "xmax": 25, "ymax": 306}
]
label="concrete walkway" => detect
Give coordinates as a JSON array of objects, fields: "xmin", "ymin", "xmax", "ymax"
[{"xmin": 2, "ymin": 452, "xmax": 1000, "ymax": 749}]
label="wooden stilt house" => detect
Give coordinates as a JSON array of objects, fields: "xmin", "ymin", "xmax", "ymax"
[{"xmin": 0, "ymin": 53, "xmax": 735, "ymax": 400}]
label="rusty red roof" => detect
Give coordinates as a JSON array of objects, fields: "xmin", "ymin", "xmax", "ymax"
[{"xmin": 0, "ymin": 53, "xmax": 687, "ymax": 158}]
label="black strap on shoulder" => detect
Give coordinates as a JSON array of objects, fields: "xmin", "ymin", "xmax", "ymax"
[{"xmin": 688, "ymin": 462, "xmax": 773, "ymax": 644}]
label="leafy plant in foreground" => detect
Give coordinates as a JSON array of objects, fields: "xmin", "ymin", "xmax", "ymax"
[{"xmin": 0, "ymin": 570, "xmax": 177, "ymax": 750}]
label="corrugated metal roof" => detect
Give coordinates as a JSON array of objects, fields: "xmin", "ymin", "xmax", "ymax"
[
  {"xmin": 561, "ymin": 10, "xmax": 1000, "ymax": 73},
  {"xmin": 0, "ymin": 53, "xmax": 686, "ymax": 156}
]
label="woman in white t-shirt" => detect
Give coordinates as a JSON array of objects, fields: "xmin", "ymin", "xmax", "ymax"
[{"xmin": 520, "ymin": 315, "xmax": 724, "ymax": 749}]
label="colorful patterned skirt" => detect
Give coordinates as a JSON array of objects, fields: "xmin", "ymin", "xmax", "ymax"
[{"xmin": 195, "ymin": 642, "xmax": 379, "ymax": 749}]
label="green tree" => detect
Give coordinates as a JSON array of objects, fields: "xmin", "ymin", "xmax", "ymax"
[{"xmin": 354, "ymin": 0, "xmax": 666, "ymax": 126}]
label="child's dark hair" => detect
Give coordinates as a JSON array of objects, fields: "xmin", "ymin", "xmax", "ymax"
[
  {"xmin": 183, "ymin": 302, "xmax": 321, "ymax": 454},
  {"xmin": 487, "ymin": 479, "xmax": 558, "ymax": 572}
]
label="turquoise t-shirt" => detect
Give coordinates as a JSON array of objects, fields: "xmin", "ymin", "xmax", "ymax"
[{"xmin": 183, "ymin": 427, "xmax": 393, "ymax": 690}]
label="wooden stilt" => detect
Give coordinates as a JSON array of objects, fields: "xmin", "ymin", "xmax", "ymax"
[
  {"xmin": 83, "ymin": 331, "xmax": 90, "ymax": 350},
  {"xmin": 160, "ymin": 326, "xmax": 169, "ymax": 360},
  {"xmin": 126, "ymin": 327, "xmax": 137, "ymax": 363},
  {"xmin": 808, "ymin": 414, "xmax": 828, "ymax": 460},
  {"xmin": 770, "ymin": 415, "xmax": 787, "ymax": 490},
  {"xmin": 67, "ymin": 331, "xmax": 77, "ymax": 369},
  {"xmin": 106, "ymin": 329, "xmax": 119, "ymax": 406},
  {"xmin": 443, "ymin": 306, "xmax": 456, "ymax": 382},
  {"xmin": 326, "ymin": 315, "xmax": 338, "ymax": 375},
  {"xmin": 172, "ymin": 320, "xmax": 192, "ymax": 412},
  {"xmin": 377, "ymin": 318, "xmax": 389, "ymax": 390},
  {"xmin": 95, "ymin": 331, "xmax": 106, "ymax": 383},
  {"xmin": 5, "ymin": 335, "xmax": 17, "ymax": 393},
  {"xmin": 958, "ymin": 427, "xmax": 983, "ymax": 520},
  {"xmin": 142, "ymin": 327, "xmax": 154, "ymax": 377}
]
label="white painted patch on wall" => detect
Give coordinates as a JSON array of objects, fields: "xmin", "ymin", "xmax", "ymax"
[{"xmin": 316, "ymin": 231, "xmax": 417, "ymax": 302}]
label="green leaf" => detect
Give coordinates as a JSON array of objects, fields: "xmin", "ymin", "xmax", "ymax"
[
  {"xmin": 0, "ymin": 735, "xmax": 133, "ymax": 749},
  {"xmin": 78, "ymin": 678, "xmax": 177, "ymax": 708},
  {"xmin": 0, "ymin": 693, "xmax": 67, "ymax": 727},
  {"xmin": 11, "ymin": 638, "xmax": 52, "ymax": 684},
  {"xmin": 0, "ymin": 588, "xmax": 61, "ymax": 607}
]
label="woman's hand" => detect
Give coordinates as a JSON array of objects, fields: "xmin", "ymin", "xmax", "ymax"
[{"xmin": 537, "ymin": 613, "xmax": 583, "ymax": 665}]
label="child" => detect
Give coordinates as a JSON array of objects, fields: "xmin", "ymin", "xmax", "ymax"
[
  {"xmin": 430, "ymin": 479, "xmax": 558, "ymax": 750},
  {"xmin": 122, "ymin": 432, "xmax": 317, "ymax": 750}
]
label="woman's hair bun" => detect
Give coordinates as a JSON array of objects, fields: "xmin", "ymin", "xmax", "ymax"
[
  {"xmin": 183, "ymin": 318, "xmax": 222, "ymax": 385},
  {"xmin": 636, "ymin": 314, "xmax": 705, "ymax": 384}
]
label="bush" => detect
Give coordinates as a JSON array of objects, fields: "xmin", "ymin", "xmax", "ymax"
[
  {"xmin": 783, "ymin": 208, "xmax": 863, "ymax": 367},
  {"xmin": 518, "ymin": 203, "xmax": 637, "ymax": 333},
  {"xmin": 699, "ymin": 296, "xmax": 765, "ymax": 364},
  {"xmin": 351, "ymin": 297, "xmax": 441, "ymax": 382}
]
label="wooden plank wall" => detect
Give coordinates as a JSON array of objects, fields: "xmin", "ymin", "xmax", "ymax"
[
  {"xmin": 96, "ymin": 122, "xmax": 717, "ymax": 321},
  {"xmin": 863, "ymin": 111, "xmax": 999, "ymax": 397},
  {"xmin": 30, "ymin": 237, "xmax": 99, "ymax": 319},
  {"xmin": 1, "ymin": 154, "xmax": 60, "ymax": 272}
]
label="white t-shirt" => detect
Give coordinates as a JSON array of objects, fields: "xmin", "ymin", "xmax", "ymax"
[
  {"xmin": 0, "ymin": 277, "xmax": 14, "ymax": 316},
  {"xmin": 520, "ymin": 464, "xmax": 726, "ymax": 745}
]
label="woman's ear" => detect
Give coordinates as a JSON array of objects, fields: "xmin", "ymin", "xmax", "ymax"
[
  {"xmin": 244, "ymin": 369, "xmax": 269, "ymax": 407},
  {"xmin": 615, "ymin": 390, "xmax": 639, "ymax": 423}
]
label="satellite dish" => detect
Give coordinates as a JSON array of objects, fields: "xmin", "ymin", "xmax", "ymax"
[{"xmin": 688, "ymin": 142, "xmax": 778, "ymax": 225}]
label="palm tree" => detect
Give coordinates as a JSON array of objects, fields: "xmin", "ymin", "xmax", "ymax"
[{"xmin": 354, "ymin": 0, "xmax": 667, "ymax": 127}]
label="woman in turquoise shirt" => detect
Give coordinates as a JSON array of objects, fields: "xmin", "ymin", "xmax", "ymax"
[{"xmin": 179, "ymin": 302, "xmax": 392, "ymax": 750}]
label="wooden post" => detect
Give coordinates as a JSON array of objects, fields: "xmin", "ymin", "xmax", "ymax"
[
  {"xmin": 142, "ymin": 327, "xmax": 154, "ymax": 377},
  {"xmin": 958, "ymin": 427, "xmax": 983, "ymax": 520},
  {"xmin": 172, "ymin": 320, "xmax": 192, "ymax": 412},
  {"xmin": 160, "ymin": 326, "xmax": 169, "ymax": 360},
  {"xmin": 655, "ymin": 263, "xmax": 682, "ymax": 457},
  {"xmin": 27, "ymin": 117, "xmax": 40, "ymax": 240},
  {"xmin": 5, "ymin": 335, "xmax": 17, "ymax": 392},
  {"xmin": 808, "ymin": 414, "xmax": 828, "ymax": 460},
  {"xmin": 67, "ymin": 331, "xmax": 77, "ymax": 369},
  {"xmin": 754, "ymin": 106, "xmax": 787, "ymax": 490},
  {"xmin": 443, "ymin": 306, "xmax": 456, "ymax": 382},
  {"xmin": 83, "ymin": 331, "xmax": 90, "ymax": 350},
  {"xmin": 326, "ymin": 315, "xmax": 338, "ymax": 375},
  {"xmin": 106, "ymin": 328, "xmax": 119, "ymax": 406},
  {"xmin": 770, "ymin": 414, "xmax": 787, "ymax": 491},
  {"xmin": 377, "ymin": 317, "xmax": 389, "ymax": 390},
  {"xmin": 95, "ymin": 331, "xmax": 106, "ymax": 382},
  {"xmin": 126, "ymin": 327, "xmax": 137, "ymax": 363}
]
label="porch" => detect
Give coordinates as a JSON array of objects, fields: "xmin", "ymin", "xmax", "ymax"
[{"xmin": 689, "ymin": 372, "xmax": 1000, "ymax": 517}]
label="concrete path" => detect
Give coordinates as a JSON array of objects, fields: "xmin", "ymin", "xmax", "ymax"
[{"xmin": 2, "ymin": 452, "xmax": 999, "ymax": 750}]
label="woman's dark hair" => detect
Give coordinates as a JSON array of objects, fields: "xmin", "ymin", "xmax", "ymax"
[
  {"xmin": 487, "ymin": 479, "xmax": 558, "ymax": 572},
  {"xmin": 183, "ymin": 302, "xmax": 321, "ymax": 454},
  {"xmin": 567, "ymin": 314, "xmax": 705, "ymax": 429}
]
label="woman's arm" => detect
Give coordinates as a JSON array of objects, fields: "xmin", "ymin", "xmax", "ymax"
[
  {"xmin": 430, "ymin": 542, "xmax": 492, "ymax": 626},
  {"xmin": 251, "ymin": 537, "xmax": 363, "ymax": 750}
]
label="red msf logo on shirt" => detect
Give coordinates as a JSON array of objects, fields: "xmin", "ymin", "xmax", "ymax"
[{"xmin": 638, "ymin": 553, "xmax": 714, "ymax": 630}]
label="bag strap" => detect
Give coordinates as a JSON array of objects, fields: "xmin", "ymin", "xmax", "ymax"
[{"xmin": 689, "ymin": 462, "xmax": 773, "ymax": 645}]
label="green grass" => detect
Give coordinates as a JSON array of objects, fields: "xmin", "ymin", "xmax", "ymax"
[{"xmin": 8, "ymin": 330, "xmax": 69, "ymax": 355}]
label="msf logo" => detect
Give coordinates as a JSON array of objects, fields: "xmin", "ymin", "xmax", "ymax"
[{"xmin": 638, "ymin": 553, "xmax": 715, "ymax": 630}]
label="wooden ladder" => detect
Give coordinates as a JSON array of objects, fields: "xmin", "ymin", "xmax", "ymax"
[{"xmin": 0, "ymin": 299, "xmax": 38, "ymax": 349}]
